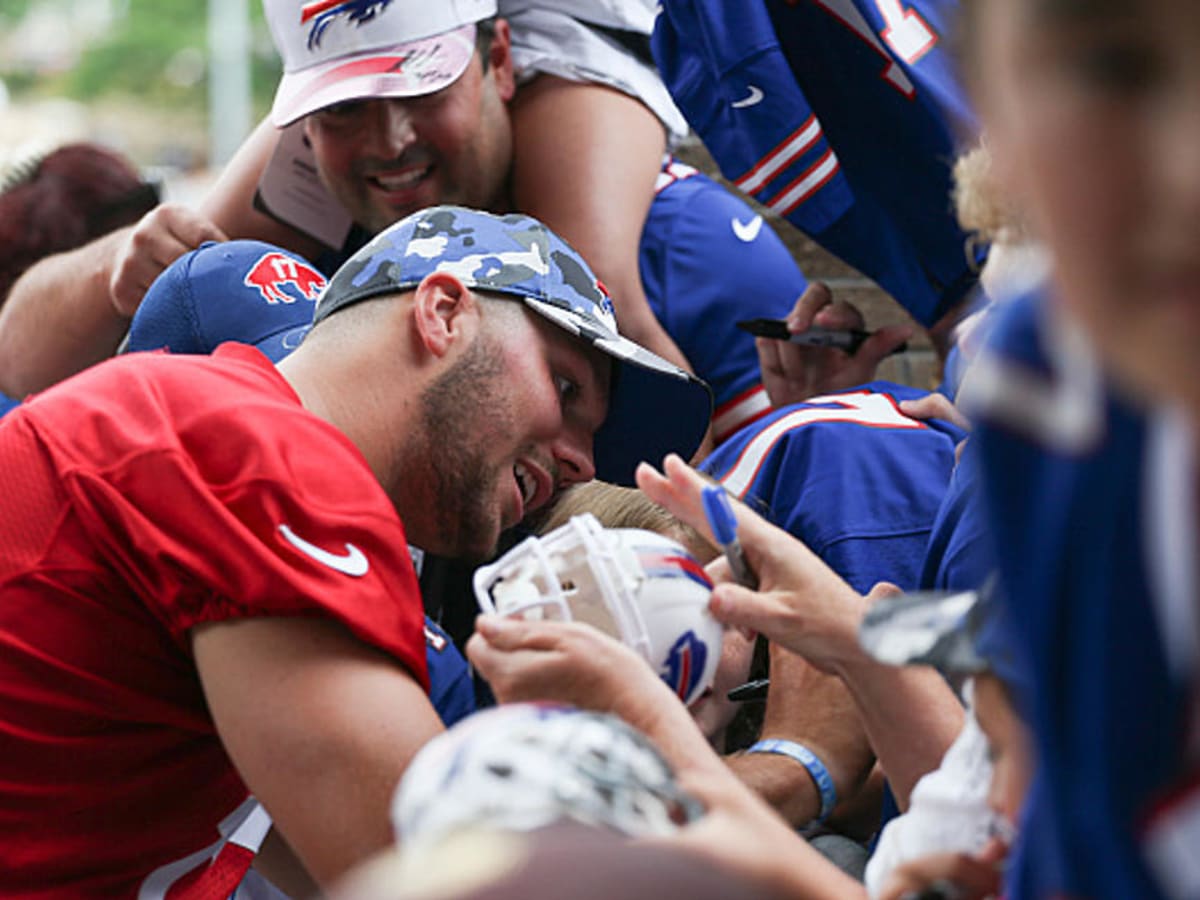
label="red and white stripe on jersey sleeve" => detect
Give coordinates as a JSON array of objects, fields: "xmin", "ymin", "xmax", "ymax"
[
  {"xmin": 716, "ymin": 391, "xmax": 922, "ymax": 497},
  {"xmin": 713, "ymin": 383, "xmax": 773, "ymax": 446},
  {"xmin": 138, "ymin": 796, "xmax": 271, "ymax": 900},
  {"xmin": 732, "ymin": 115, "xmax": 841, "ymax": 218}
]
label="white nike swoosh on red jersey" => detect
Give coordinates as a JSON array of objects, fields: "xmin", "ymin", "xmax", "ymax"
[{"xmin": 278, "ymin": 524, "xmax": 369, "ymax": 577}]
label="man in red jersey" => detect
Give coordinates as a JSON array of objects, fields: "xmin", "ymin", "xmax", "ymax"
[{"xmin": 0, "ymin": 205, "xmax": 710, "ymax": 898}]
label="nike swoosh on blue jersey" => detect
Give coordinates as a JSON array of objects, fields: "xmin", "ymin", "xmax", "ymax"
[
  {"xmin": 731, "ymin": 215, "xmax": 764, "ymax": 242},
  {"xmin": 731, "ymin": 85, "xmax": 764, "ymax": 108}
]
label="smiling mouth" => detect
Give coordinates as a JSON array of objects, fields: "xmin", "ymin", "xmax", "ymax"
[
  {"xmin": 367, "ymin": 164, "xmax": 432, "ymax": 194},
  {"xmin": 514, "ymin": 462, "xmax": 537, "ymax": 509}
]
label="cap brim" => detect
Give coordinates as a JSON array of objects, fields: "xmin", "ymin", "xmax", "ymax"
[
  {"xmin": 524, "ymin": 298, "xmax": 713, "ymax": 486},
  {"xmin": 858, "ymin": 589, "xmax": 988, "ymax": 674},
  {"xmin": 270, "ymin": 24, "xmax": 477, "ymax": 127}
]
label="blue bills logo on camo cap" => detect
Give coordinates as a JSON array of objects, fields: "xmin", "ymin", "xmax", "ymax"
[{"xmin": 315, "ymin": 205, "xmax": 713, "ymax": 486}]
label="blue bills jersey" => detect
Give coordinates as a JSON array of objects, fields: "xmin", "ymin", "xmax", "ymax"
[
  {"xmin": 422, "ymin": 618, "xmax": 476, "ymax": 727},
  {"xmin": 652, "ymin": 0, "xmax": 981, "ymax": 326},
  {"xmin": 917, "ymin": 434, "xmax": 992, "ymax": 592},
  {"xmin": 969, "ymin": 289, "xmax": 1193, "ymax": 900},
  {"xmin": 701, "ymin": 381, "xmax": 965, "ymax": 593},
  {"xmin": 642, "ymin": 158, "xmax": 808, "ymax": 442}
]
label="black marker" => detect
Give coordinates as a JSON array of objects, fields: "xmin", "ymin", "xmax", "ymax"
[{"xmin": 737, "ymin": 318, "xmax": 908, "ymax": 355}]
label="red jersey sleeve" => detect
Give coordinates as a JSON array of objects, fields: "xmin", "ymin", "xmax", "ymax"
[{"xmin": 28, "ymin": 347, "xmax": 428, "ymax": 689}]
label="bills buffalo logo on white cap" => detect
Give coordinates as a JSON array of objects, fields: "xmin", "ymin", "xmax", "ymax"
[
  {"xmin": 264, "ymin": 0, "xmax": 496, "ymax": 127},
  {"xmin": 302, "ymin": 0, "xmax": 394, "ymax": 50}
]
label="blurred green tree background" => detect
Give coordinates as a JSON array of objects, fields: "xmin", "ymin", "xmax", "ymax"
[{"xmin": 1, "ymin": 0, "xmax": 280, "ymax": 116}]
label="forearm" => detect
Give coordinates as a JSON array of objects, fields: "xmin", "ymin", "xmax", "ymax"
[
  {"xmin": 0, "ymin": 230, "xmax": 129, "ymax": 395},
  {"xmin": 729, "ymin": 648, "xmax": 874, "ymax": 828},
  {"xmin": 510, "ymin": 77, "xmax": 694, "ymax": 375},
  {"xmin": 833, "ymin": 657, "xmax": 964, "ymax": 809},
  {"xmin": 725, "ymin": 752, "xmax": 825, "ymax": 826}
]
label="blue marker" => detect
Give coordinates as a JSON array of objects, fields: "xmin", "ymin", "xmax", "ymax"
[{"xmin": 701, "ymin": 485, "xmax": 758, "ymax": 589}]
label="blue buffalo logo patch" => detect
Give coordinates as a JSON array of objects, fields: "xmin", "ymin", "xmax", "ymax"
[
  {"xmin": 302, "ymin": 0, "xmax": 393, "ymax": 49},
  {"xmin": 661, "ymin": 630, "xmax": 709, "ymax": 703}
]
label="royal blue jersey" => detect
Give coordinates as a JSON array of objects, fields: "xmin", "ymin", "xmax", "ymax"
[
  {"xmin": 701, "ymin": 381, "xmax": 965, "ymax": 593},
  {"xmin": 652, "ymin": 0, "xmax": 981, "ymax": 326},
  {"xmin": 642, "ymin": 158, "xmax": 808, "ymax": 442},
  {"xmin": 970, "ymin": 289, "xmax": 1195, "ymax": 900},
  {"xmin": 422, "ymin": 618, "xmax": 476, "ymax": 727},
  {"xmin": 917, "ymin": 434, "xmax": 992, "ymax": 592}
]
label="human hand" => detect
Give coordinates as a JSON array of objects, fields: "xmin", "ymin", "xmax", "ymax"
[
  {"xmin": 878, "ymin": 837, "xmax": 1008, "ymax": 900},
  {"xmin": 109, "ymin": 204, "xmax": 228, "ymax": 317},
  {"xmin": 898, "ymin": 393, "xmax": 971, "ymax": 462},
  {"xmin": 635, "ymin": 455, "xmax": 867, "ymax": 670},
  {"xmin": 756, "ymin": 282, "xmax": 913, "ymax": 406},
  {"xmin": 467, "ymin": 615, "xmax": 695, "ymax": 745},
  {"xmin": 898, "ymin": 393, "xmax": 972, "ymax": 432}
]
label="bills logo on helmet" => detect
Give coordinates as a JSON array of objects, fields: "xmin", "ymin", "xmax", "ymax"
[
  {"xmin": 301, "ymin": 0, "xmax": 392, "ymax": 49},
  {"xmin": 661, "ymin": 631, "xmax": 709, "ymax": 703},
  {"xmin": 243, "ymin": 252, "xmax": 326, "ymax": 305},
  {"xmin": 637, "ymin": 552, "xmax": 714, "ymax": 591}
]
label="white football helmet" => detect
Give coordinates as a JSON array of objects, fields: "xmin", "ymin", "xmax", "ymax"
[
  {"xmin": 473, "ymin": 513, "xmax": 722, "ymax": 705},
  {"xmin": 391, "ymin": 703, "xmax": 704, "ymax": 847}
]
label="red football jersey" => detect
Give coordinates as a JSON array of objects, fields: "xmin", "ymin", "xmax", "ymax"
[{"xmin": 0, "ymin": 345, "xmax": 427, "ymax": 897}]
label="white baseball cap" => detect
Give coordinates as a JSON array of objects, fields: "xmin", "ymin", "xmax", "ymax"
[{"xmin": 264, "ymin": 0, "xmax": 498, "ymax": 127}]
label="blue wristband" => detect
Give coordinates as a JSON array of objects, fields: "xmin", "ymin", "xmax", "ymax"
[{"xmin": 746, "ymin": 739, "xmax": 837, "ymax": 823}]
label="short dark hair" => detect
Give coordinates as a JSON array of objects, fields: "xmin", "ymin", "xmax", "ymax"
[
  {"xmin": 0, "ymin": 143, "xmax": 158, "ymax": 306},
  {"xmin": 475, "ymin": 16, "xmax": 497, "ymax": 72}
]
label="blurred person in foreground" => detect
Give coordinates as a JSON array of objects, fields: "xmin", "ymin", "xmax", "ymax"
[{"xmin": 950, "ymin": 0, "xmax": 1200, "ymax": 896}]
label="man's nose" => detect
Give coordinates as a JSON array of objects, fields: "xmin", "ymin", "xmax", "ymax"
[
  {"xmin": 553, "ymin": 427, "xmax": 598, "ymax": 486},
  {"xmin": 365, "ymin": 100, "xmax": 416, "ymax": 158}
]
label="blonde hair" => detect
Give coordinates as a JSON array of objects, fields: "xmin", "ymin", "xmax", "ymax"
[
  {"xmin": 951, "ymin": 142, "xmax": 1028, "ymax": 245},
  {"xmin": 539, "ymin": 481, "xmax": 717, "ymax": 563}
]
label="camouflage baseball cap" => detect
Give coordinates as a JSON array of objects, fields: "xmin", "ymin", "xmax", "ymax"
[{"xmin": 314, "ymin": 205, "xmax": 713, "ymax": 485}]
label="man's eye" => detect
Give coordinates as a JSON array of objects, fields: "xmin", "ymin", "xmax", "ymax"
[
  {"xmin": 317, "ymin": 101, "xmax": 367, "ymax": 120},
  {"xmin": 555, "ymin": 375, "xmax": 579, "ymax": 404},
  {"xmin": 1067, "ymin": 39, "xmax": 1161, "ymax": 95}
]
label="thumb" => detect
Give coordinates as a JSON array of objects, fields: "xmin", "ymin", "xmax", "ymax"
[
  {"xmin": 470, "ymin": 613, "xmax": 536, "ymax": 651},
  {"xmin": 707, "ymin": 583, "xmax": 784, "ymax": 636}
]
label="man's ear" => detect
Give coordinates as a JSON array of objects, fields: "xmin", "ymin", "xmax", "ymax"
[
  {"xmin": 412, "ymin": 272, "xmax": 479, "ymax": 358},
  {"xmin": 487, "ymin": 18, "xmax": 517, "ymax": 102}
]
